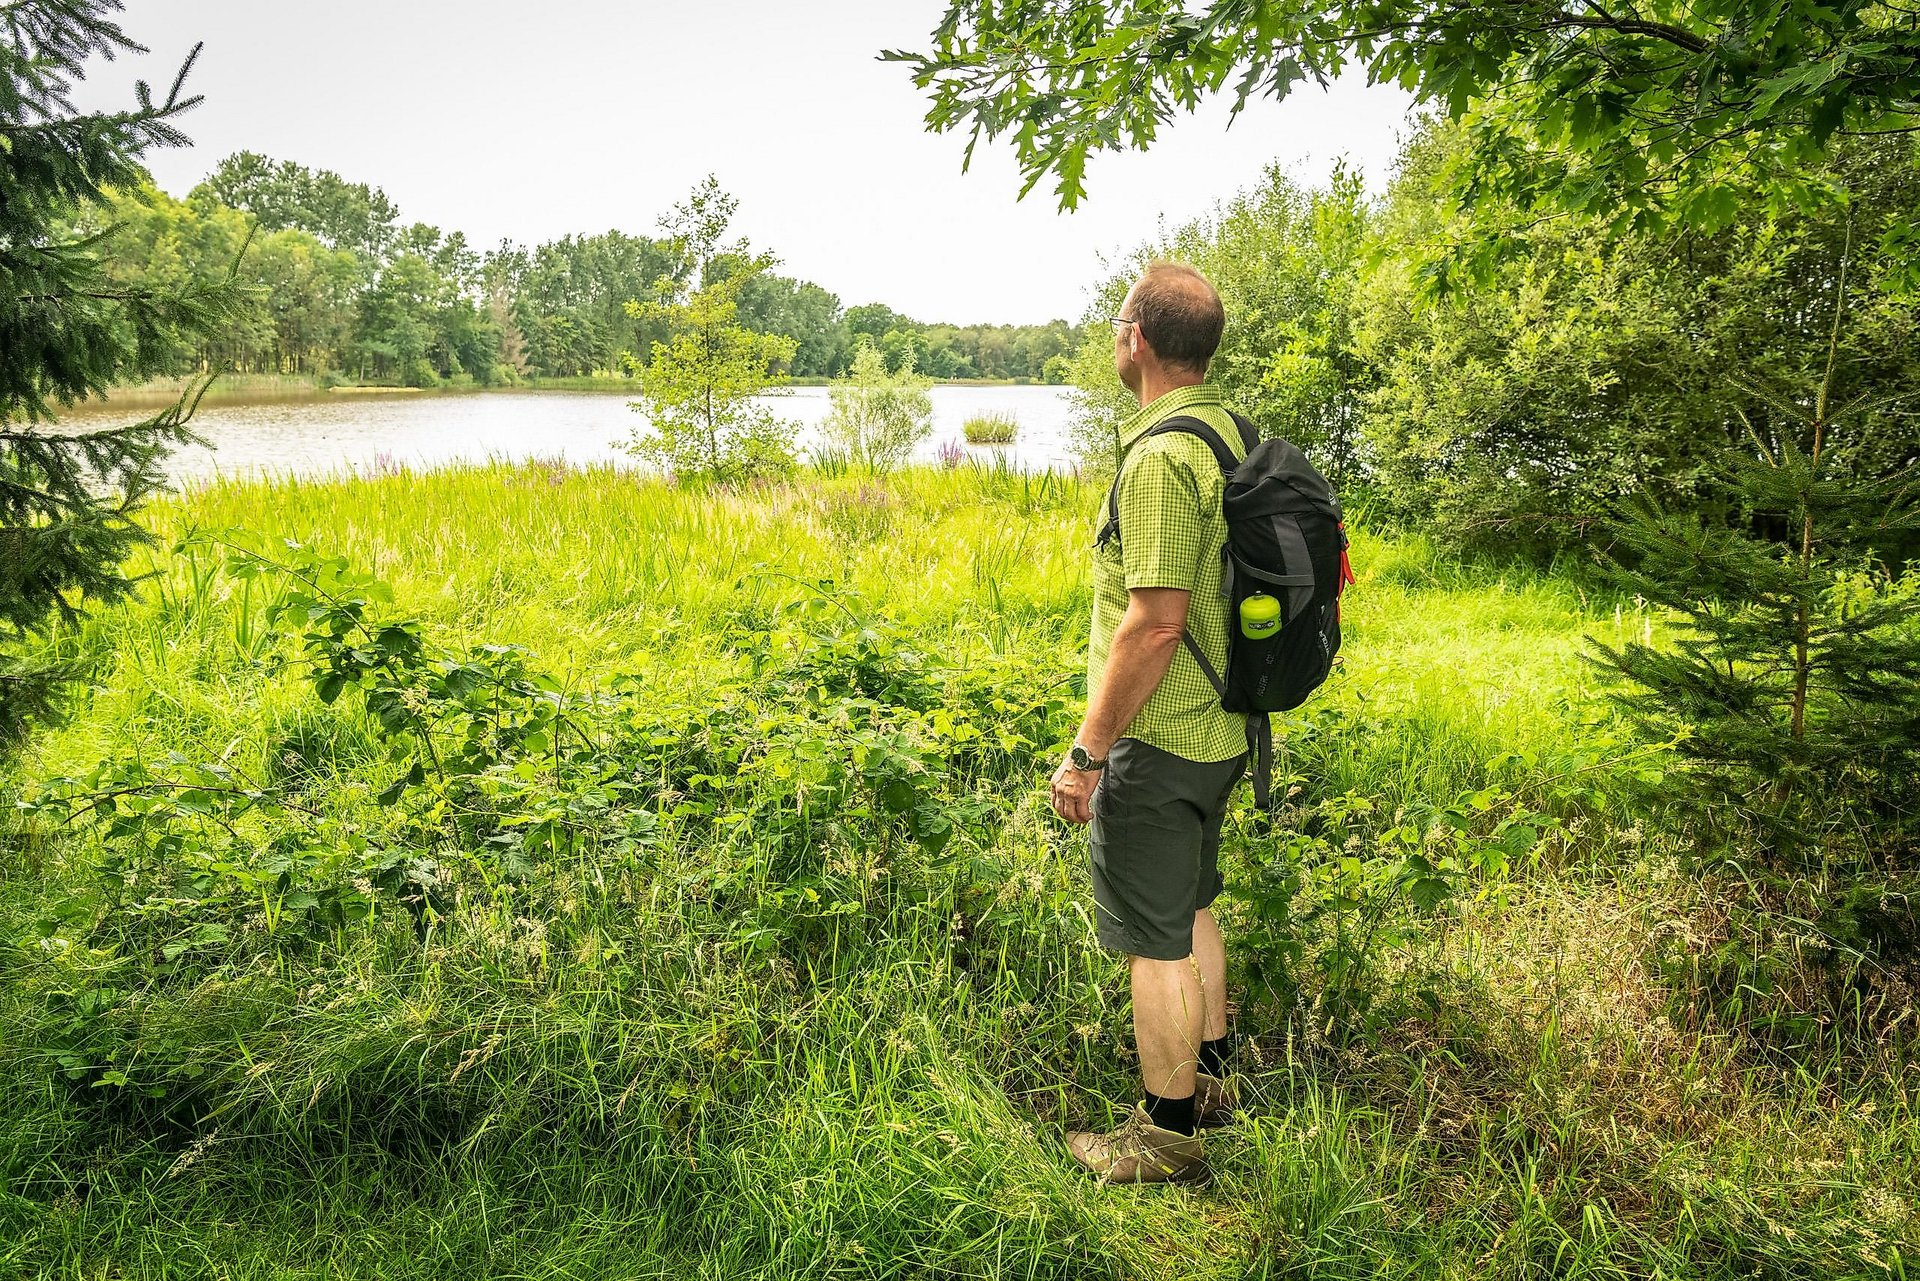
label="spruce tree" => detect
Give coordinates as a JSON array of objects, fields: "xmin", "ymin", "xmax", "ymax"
[
  {"xmin": 1594, "ymin": 240, "xmax": 1920, "ymax": 872},
  {"xmin": 1, "ymin": 2, "xmax": 237, "ymax": 751}
]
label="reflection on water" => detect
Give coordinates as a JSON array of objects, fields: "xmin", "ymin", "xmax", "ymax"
[{"xmin": 71, "ymin": 385, "xmax": 1087, "ymax": 485}]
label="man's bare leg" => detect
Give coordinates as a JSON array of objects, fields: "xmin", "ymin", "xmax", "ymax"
[
  {"xmin": 1131, "ymin": 954, "xmax": 1205, "ymax": 1102},
  {"xmin": 1192, "ymin": 908, "xmax": 1228, "ymax": 1043}
]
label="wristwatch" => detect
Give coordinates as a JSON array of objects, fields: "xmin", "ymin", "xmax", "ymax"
[{"xmin": 1068, "ymin": 743, "xmax": 1108, "ymax": 772}]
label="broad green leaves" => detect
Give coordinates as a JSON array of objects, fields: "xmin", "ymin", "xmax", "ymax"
[{"xmin": 889, "ymin": 1, "xmax": 1920, "ymax": 237}]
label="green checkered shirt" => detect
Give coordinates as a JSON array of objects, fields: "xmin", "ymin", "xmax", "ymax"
[{"xmin": 1087, "ymin": 383, "xmax": 1250, "ymax": 764}]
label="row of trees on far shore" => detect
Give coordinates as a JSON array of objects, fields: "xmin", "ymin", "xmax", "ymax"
[{"xmin": 89, "ymin": 152, "xmax": 1078, "ymax": 388}]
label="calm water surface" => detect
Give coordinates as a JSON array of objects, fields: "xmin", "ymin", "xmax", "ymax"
[{"xmin": 90, "ymin": 385, "xmax": 1085, "ymax": 486}]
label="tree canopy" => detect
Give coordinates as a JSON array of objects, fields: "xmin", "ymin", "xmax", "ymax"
[{"xmin": 890, "ymin": 1, "xmax": 1920, "ymax": 238}]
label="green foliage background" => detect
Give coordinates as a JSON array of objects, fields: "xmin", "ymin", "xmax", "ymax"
[
  {"xmin": 4, "ymin": 461, "xmax": 1913, "ymax": 1277},
  {"xmin": 1064, "ymin": 125, "xmax": 1919, "ymax": 562},
  {"xmin": 6, "ymin": 4, "xmax": 1920, "ymax": 1275}
]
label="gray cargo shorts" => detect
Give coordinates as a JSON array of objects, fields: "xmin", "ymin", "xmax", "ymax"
[{"xmin": 1087, "ymin": 737, "xmax": 1248, "ymax": 961}]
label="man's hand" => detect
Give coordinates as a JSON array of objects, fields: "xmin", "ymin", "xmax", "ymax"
[
  {"xmin": 1050, "ymin": 754, "xmax": 1101, "ymax": 825},
  {"xmin": 1053, "ymin": 587, "xmax": 1188, "ymax": 827}
]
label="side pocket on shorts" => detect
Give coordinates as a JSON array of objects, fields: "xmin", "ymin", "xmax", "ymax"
[{"xmin": 1092, "ymin": 738, "xmax": 1137, "ymax": 820}]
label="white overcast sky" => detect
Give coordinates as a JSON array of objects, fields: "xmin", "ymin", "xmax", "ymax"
[{"xmin": 79, "ymin": 1, "xmax": 1414, "ymax": 325}]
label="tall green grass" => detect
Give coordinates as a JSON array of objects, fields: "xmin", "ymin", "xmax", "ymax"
[
  {"xmin": 963, "ymin": 413, "xmax": 1020, "ymax": 445},
  {"xmin": 0, "ymin": 460, "xmax": 1911, "ymax": 1279}
]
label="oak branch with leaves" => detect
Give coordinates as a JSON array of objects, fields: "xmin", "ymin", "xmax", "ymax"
[{"xmin": 886, "ymin": 1, "xmax": 1920, "ymax": 237}]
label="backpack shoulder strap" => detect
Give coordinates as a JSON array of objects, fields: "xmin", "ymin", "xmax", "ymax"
[
  {"xmin": 1228, "ymin": 411, "xmax": 1260, "ymax": 456},
  {"xmin": 1151, "ymin": 414, "xmax": 1239, "ymax": 476},
  {"xmin": 1100, "ymin": 412, "xmax": 1255, "ymax": 547},
  {"xmin": 1248, "ymin": 713, "xmax": 1275, "ymax": 833}
]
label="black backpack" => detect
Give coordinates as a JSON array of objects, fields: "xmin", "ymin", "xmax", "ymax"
[{"xmin": 1098, "ymin": 412, "xmax": 1354, "ymax": 820}]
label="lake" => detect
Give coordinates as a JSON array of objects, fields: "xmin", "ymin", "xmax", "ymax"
[{"xmin": 78, "ymin": 384, "xmax": 1088, "ymax": 486}]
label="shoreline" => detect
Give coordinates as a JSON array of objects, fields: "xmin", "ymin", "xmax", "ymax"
[{"xmin": 77, "ymin": 373, "xmax": 1065, "ymax": 413}]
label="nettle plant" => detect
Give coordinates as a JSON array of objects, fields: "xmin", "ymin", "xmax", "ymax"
[
  {"xmin": 621, "ymin": 571, "xmax": 1078, "ymax": 959},
  {"xmin": 1227, "ymin": 702, "xmax": 1666, "ymax": 1041},
  {"xmin": 1232, "ymin": 773, "xmax": 1554, "ymax": 1039},
  {"xmin": 24, "ymin": 540, "xmax": 1074, "ymax": 1015},
  {"xmin": 27, "ymin": 533, "xmax": 597, "ymax": 960}
]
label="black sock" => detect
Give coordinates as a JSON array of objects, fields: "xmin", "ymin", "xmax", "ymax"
[
  {"xmin": 1199, "ymin": 1035, "xmax": 1232, "ymax": 1079},
  {"xmin": 1144, "ymin": 1090, "xmax": 1195, "ymax": 1135}
]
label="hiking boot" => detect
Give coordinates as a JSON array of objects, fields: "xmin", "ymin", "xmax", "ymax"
[
  {"xmin": 1066, "ymin": 1104, "xmax": 1209, "ymax": 1187},
  {"xmin": 1195, "ymin": 1071, "xmax": 1238, "ymax": 1129}
]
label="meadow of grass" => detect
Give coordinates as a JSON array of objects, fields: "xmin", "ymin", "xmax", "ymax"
[{"xmin": 0, "ymin": 459, "xmax": 1912, "ymax": 1279}]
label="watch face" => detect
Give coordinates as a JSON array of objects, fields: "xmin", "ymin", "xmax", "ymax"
[{"xmin": 1071, "ymin": 745, "xmax": 1096, "ymax": 770}]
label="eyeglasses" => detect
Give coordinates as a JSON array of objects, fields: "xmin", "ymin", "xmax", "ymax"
[{"xmin": 1108, "ymin": 316, "xmax": 1138, "ymax": 332}]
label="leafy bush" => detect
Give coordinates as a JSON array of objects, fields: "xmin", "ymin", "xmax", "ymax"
[
  {"xmin": 1358, "ymin": 129, "xmax": 1920, "ymax": 560},
  {"xmin": 818, "ymin": 340, "xmax": 933, "ymax": 472},
  {"xmin": 1062, "ymin": 163, "xmax": 1373, "ymax": 480},
  {"xmin": 624, "ymin": 181, "xmax": 799, "ymax": 486}
]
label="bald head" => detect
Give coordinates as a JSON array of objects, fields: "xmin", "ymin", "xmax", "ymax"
[{"xmin": 1128, "ymin": 262, "xmax": 1224, "ymax": 375}]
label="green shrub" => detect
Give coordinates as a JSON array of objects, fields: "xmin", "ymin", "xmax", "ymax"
[{"xmin": 819, "ymin": 341, "xmax": 934, "ymax": 472}]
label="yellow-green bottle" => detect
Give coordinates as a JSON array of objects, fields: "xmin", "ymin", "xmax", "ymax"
[{"xmin": 1239, "ymin": 593, "xmax": 1282, "ymax": 640}]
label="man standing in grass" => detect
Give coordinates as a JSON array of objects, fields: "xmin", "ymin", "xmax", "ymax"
[{"xmin": 1049, "ymin": 261, "xmax": 1248, "ymax": 1187}]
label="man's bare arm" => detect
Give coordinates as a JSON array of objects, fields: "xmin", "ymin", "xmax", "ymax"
[{"xmin": 1076, "ymin": 586, "xmax": 1191, "ymax": 759}]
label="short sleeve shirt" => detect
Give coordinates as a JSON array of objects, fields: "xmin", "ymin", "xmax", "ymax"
[{"xmin": 1087, "ymin": 383, "xmax": 1250, "ymax": 764}]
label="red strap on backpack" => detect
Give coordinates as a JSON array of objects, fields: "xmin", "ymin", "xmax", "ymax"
[{"xmin": 1335, "ymin": 522, "xmax": 1356, "ymax": 621}]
